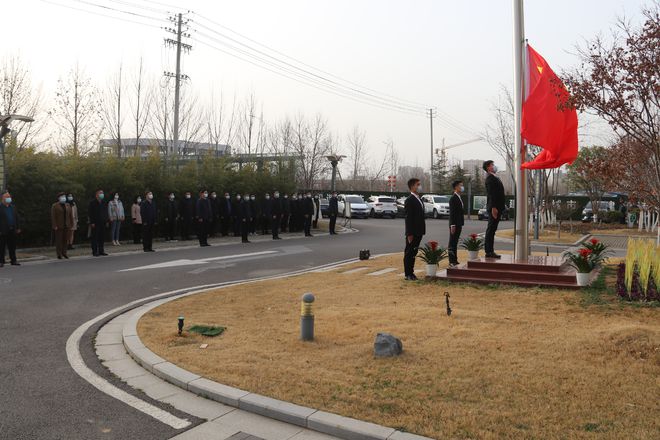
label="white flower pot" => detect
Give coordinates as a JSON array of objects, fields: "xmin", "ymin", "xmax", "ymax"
[
  {"xmin": 468, "ymin": 250, "xmax": 479, "ymax": 260},
  {"xmin": 425, "ymin": 264, "xmax": 438, "ymax": 277},
  {"xmin": 576, "ymin": 272, "xmax": 591, "ymax": 287}
]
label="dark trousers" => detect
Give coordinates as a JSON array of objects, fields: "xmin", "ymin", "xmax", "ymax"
[
  {"xmin": 220, "ymin": 216, "xmax": 230, "ymax": 236},
  {"xmin": 281, "ymin": 214, "xmax": 289, "ymax": 232},
  {"xmin": 234, "ymin": 217, "xmax": 241, "ymax": 237},
  {"xmin": 181, "ymin": 219, "xmax": 193, "ymax": 240},
  {"xmin": 132, "ymin": 223, "xmax": 142, "ymax": 244},
  {"xmin": 261, "ymin": 215, "xmax": 270, "ymax": 235},
  {"xmin": 54, "ymin": 228, "xmax": 68, "ymax": 257},
  {"xmin": 165, "ymin": 218, "xmax": 177, "ymax": 241},
  {"xmin": 142, "ymin": 223, "xmax": 154, "ymax": 251},
  {"xmin": 304, "ymin": 215, "xmax": 312, "ymax": 236},
  {"xmin": 240, "ymin": 220, "xmax": 249, "ymax": 242},
  {"xmin": 197, "ymin": 220, "xmax": 209, "ymax": 246},
  {"xmin": 329, "ymin": 215, "xmax": 337, "ymax": 234},
  {"xmin": 91, "ymin": 225, "xmax": 105, "ymax": 256},
  {"xmin": 209, "ymin": 218, "xmax": 217, "ymax": 237},
  {"xmin": 403, "ymin": 235, "xmax": 423, "ymax": 277},
  {"xmin": 0, "ymin": 230, "xmax": 18, "ymax": 263},
  {"xmin": 485, "ymin": 215, "xmax": 500, "ymax": 255},
  {"xmin": 448, "ymin": 226, "xmax": 462, "ymax": 264},
  {"xmin": 271, "ymin": 216, "xmax": 280, "ymax": 238}
]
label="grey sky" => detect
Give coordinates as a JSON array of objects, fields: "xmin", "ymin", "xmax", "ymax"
[{"xmin": 5, "ymin": 0, "xmax": 648, "ymax": 170}]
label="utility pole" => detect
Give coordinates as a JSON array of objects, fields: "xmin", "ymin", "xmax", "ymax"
[
  {"xmin": 164, "ymin": 13, "xmax": 191, "ymax": 156},
  {"xmin": 428, "ymin": 108, "xmax": 435, "ymax": 193}
]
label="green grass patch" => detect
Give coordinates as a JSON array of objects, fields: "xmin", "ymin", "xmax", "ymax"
[{"xmin": 188, "ymin": 325, "xmax": 226, "ymax": 337}]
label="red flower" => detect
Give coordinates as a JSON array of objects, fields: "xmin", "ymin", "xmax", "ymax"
[
  {"xmin": 579, "ymin": 248, "xmax": 593, "ymax": 258},
  {"xmin": 470, "ymin": 234, "xmax": 478, "ymax": 240},
  {"xmin": 429, "ymin": 241, "xmax": 438, "ymax": 250},
  {"xmin": 590, "ymin": 238, "xmax": 599, "ymax": 245}
]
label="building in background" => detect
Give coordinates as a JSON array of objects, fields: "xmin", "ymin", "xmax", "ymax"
[{"xmin": 99, "ymin": 138, "xmax": 231, "ymax": 158}]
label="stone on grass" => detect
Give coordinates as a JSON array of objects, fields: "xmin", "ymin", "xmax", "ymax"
[{"xmin": 374, "ymin": 333, "xmax": 402, "ymax": 357}]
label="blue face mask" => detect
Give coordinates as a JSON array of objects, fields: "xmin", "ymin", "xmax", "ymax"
[
  {"xmin": 4, "ymin": 198, "xmax": 12, "ymax": 204},
  {"xmin": 98, "ymin": 193, "xmax": 105, "ymax": 200}
]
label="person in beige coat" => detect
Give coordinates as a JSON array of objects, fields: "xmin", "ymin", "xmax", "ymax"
[{"xmin": 51, "ymin": 192, "xmax": 75, "ymax": 259}]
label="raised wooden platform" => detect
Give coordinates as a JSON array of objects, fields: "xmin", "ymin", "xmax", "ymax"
[{"xmin": 433, "ymin": 255, "xmax": 586, "ymax": 289}]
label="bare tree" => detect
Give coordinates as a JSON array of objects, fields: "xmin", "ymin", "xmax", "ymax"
[
  {"xmin": 101, "ymin": 62, "xmax": 124, "ymax": 157},
  {"xmin": 0, "ymin": 55, "xmax": 44, "ymax": 149},
  {"xmin": 484, "ymin": 85, "xmax": 516, "ymax": 183},
  {"xmin": 238, "ymin": 92, "xmax": 258, "ymax": 155},
  {"xmin": 206, "ymin": 88, "xmax": 227, "ymax": 155},
  {"xmin": 50, "ymin": 64, "xmax": 102, "ymax": 156},
  {"xmin": 293, "ymin": 113, "xmax": 331, "ymax": 189},
  {"xmin": 347, "ymin": 125, "xmax": 367, "ymax": 182},
  {"xmin": 178, "ymin": 88, "xmax": 206, "ymax": 155},
  {"xmin": 130, "ymin": 57, "xmax": 151, "ymax": 156},
  {"xmin": 149, "ymin": 79, "xmax": 172, "ymax": 154}
]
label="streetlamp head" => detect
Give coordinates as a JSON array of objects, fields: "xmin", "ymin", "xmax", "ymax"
[
  {"xmin": 0, "ymin": 114, "xmax": 35, "ymax": 125},
  {"xmin": 325, "ymin": 154, "xmax": 346, "ymax": 163}
]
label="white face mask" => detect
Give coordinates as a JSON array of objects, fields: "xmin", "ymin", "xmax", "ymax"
[
  {"xmin": 67, "ymin": 196, "xmax": 73, "ymax": 202},
  {"xmin": 491, "ymin": 165, "xmax": 498, "ymax": 173},
  {"xmin": 137, "ymin": 198, "xmax": 142, "ymax": 203},
  {"xmin": 114, "ymin": 195, "xmax": 119, "ymax": 200},
  {"xmin": 169, "ymin": 195, "xmax": 175, "ymax": 201},
  {"xmin": 284, "ymin": 195, "xmax": 288, "ymax": 199},
  {"xmin": 203, "ymin": 192, "xmax": 208, "ymax": 199},
  {"xmin": 147, "ymin": 194, "xmax": 153, "ymax": 200},
  {"xmin": 211, "ymin": 194, "xmax": 217, "ymax": 199},
  {"xmin": 459, "ymin": 186, "xmax": 465, "ymax": 192},
  {"xmin": 274, "ymin": 193, "xmax": 279, "ymax": 198},
  {"xmin": 417, "ymin": 185, "xmax": 422, "ymax": 193},
  {"xmin": 185, "ymin": 194, "xmax": 191, "ymax": 199},
  {"xmin": 265, "ymin": 195, "xmax": 270, "ymax": 199},
  {"xmin": 59, "ymin": 196, "xmax": 67, "ymax": 204},
  {"xmin": 251, "ymin": 196, "xmax": 255, "ymax": 200},
  {"xmin": 236, "ymin": 195, "xmax": 241, "ymax": 200},
  {"xmin": 225, "ymin": 195, "xmax": 230, "ymax": 199}
]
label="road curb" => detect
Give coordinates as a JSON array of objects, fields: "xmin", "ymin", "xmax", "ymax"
[{"xmin": 118, "ymin": 266, "xmax": 432, "ymax": 440}]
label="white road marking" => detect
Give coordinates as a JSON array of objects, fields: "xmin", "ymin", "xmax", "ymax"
[
  {"xmin": 367, "ymin": 267, "xmax": 397, "ymax": 276},
  {"xmin": 119, "ymin": 251, "xmax": 277, "ymax": 272},
  {"xmin": 342, "ymin": 267, "xmax": 368, "ymax": 274}
]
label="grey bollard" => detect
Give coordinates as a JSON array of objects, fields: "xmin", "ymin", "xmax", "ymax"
[{"xmin": 300, "ymin": 293, "xmax": 315, "ymax": 341}]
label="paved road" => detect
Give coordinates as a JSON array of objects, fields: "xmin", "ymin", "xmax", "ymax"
[{"xmin": 0, "ymin": 217, "xmax": 512, "ymax": 440}]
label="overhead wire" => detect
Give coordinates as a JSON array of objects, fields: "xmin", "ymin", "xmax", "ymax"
[{"xmin": 39, "ymin": 0, "xmax": 163, "ymax": 28}]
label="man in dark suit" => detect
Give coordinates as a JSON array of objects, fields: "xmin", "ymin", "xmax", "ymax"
[
  {"xmin": 220, "ymin": 192, "xmax": 232, "ymax": 236},
  {"xmin": 164, "ymin": 192, "xmax": 178, "ymax": 242},
  {"xmin": 280, "ymin": 194, "xmax": 290, "ymax": 233},
  {"xmin": 195, "ymin": 190, "xmax": 212, "ymax": 247},
  {"xmin": 403, "ymin": 178, "xmax": 426, "ymax": 280},
  {"xmin": 140, "ymin": 191, "xmax": 157, "ymax": 252},
  {"xmin": 209, "ymin": 192, "xmax": 220, "ymax": 237},
  {"xmin": 328, "ymin": 192, "xmax": 339, "ymax": 235},
  {"xmin": 260, "ymin": 193, "xmax": 272, "ymax": 236},
  {"xmin": 302, "ymin": 192, "xmax": 315, "ymax": 237},
  {"xmin": 271, "ymin": 191, "xmax": 282, "ymax": 240},
  {"xmin": 483, "ymin": 160, "xmax": 505, "ymax": 258},
  {"xmin": 448, "ymin": 180, "xmax": 465, "ymax": 266},
  {"xmin": 88, "ymin": 190, "xmax": 109, "ymax": 257},
  {"xmin": 179, "ymin": 192, "xmax": 194, "ymax": 240},
  {"xmin": 238, "ymin": 195, "xmax": 251, "ymax": 243},
  {"xmin": 0, "ymin": 192, "xmax": 21, "ymax": 267}
]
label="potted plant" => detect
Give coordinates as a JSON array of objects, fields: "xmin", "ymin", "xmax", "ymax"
[
  {"xmin": 582, "ymin": 238, "xmax": 612, "ymax": 263},
  {"xmin": 460, "ymin": 234, "xmax": 484, "ymax": 260},
  {"xmin": 564, "ymin": 248, "xmax": 596, "ymax": 286},
  {"xmin": 418, "ymin": 241, "xmax": 448, "ymax": 277}
]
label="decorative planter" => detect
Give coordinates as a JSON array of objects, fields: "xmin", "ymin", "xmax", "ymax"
[
  {"xmin": 468, "ymin": 250, "xmax": 479, "ymax": 260},
  {"xmin": 426, "ymin": 264, "xmax": 438, "ymax": 277},
  {"xmin": 576, "ymin": 272, "xmax": 591, "ymax": 286}
]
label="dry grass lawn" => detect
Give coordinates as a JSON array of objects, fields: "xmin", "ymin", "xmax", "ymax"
[
  {"xmin": 139, "ymin": 252, "xmax": 659, "ymax": 439},
  {"xmin": 498, "ymin": 228, "xmax": 585, "ymax": 244}
]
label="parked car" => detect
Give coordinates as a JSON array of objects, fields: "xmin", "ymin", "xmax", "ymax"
[
  {"xmin": 396, "ymin": 196, "xmax": 407, "ymax": 217},
  {"xmin": 319, "ymin": 198, "xmax": 329, "ymax": 218},
  {"xmin": 581, "ymin": 201, "xmax": 615, "ymax": 223},
  {"xmin": 366, "ymin": 195, "xmax": 397, "ymax": 218},
  {"xmin": 337, "ymin": 194, "xmax": 370, "ymax": 219},
  {"xmin": 421, "ymin": 194, "xmax": 450, "ymax": 219},
  {"xmin": 478, "ymin": 207, "xmax": 510, "ymax": 221}
]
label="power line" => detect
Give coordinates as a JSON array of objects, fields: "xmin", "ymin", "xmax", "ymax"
[
  {"xmin": 106, "ymin": 0, "xmax": 167, "ymax": 14},
  {"xmin": 70, "ymin": 0, "xmax": 165, "ymax": 22},
  {"xmin": 39, "ymin": 0, "xmax": 163, "ymax": 28}
]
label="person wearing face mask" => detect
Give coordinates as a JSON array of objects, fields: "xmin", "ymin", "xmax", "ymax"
[
  {"xmin": 195, "ymin": 190, "xmax": 212, "ymax": 247},
  {"xmin": 140, "ymin": 191, "xmax": 157, "ymax": 252},
  {"xmin": 403, "ymin": 178, "xmax": 426, "ymax": 280},
  {"xmin": 312, "ymin": 194, "xmax": 320, "ymax": 229},
  {"xmin": 280, "ymin": 193, "xmax": 290, "ymax": 233},
  {"xmin": 51, "ymin": 192, "xmax": 74, "ymax": 259},
  {"xmin": 260, "ymin": 193, "xmax": 272, "ymax": 236},
  {"xmin": 328, "ymin": 192, "xmax": 339, "ymax": 235},
  {"xmin": 179, "ymin": 191, "xmax": 195, "ymax": 241},
  {"xmin": 448, "ymin": 180, "xmax": 465, "ymax": 267},
  {"xmin": 483, "ymin": 160, "xmax": 505, "ymax": 259},
  {"xmin": 108, "ymin": 192, "xmax": 125, "ymax": 246},
  {"xmin": 271, "ymin": 191, "xmax": 282, "ymax": 240},
  {"xmin": 88, "ymin": 190, "xmax": 109, "ymax": 257},
  {"xmin": 302, "ymin": 192, "xmax": 315, "ymax": 237},
  {"xmin": 66, "ymin": 194, "xmax": 78, "ymax": 250},
  {"xmin": 209, "ymin": 191, "xmax": 220, "ymax": 238},
  {"xmin": 238, "ymin": 193, "xmax": 251, "ymax": 243},
  {"xmin": 164, "ymin": 192, "xmax": 178, "ymax": 242},
  {"xmin": 248, "ymin": 194, "xmax": 258, "ymax": 236},
  {"xmin": 0, "ymin": 192, "xmax": 21, "ymax": 267},
  {"xmin": 131, "ymin": 195, "xmax": 143, "ymax": 244},
  {"xmin": 232, "ymin": 194, "xmax": 242, "ymax": 237},
  {"xmin": 289, "ymin": 194, "xmax": 299, "ymax": 232},
  {"xmin": 220, "ymin": 192, "xmax": 232, "ymax": 237}
]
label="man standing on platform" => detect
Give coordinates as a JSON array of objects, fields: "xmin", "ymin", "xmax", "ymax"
[
  {"xmin": 403, "ymin": 178, "xmax": 426, "ymax": 281},
  {"xmin": 448, "ymin": 180, "xmax": 465, "ymax": 267},
  {"xmin": 483, "ymin": 160, "xmax": 505, "ymax": 259}
]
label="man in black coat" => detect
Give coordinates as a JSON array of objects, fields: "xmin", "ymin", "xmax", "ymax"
[
  {"xmin": 238, "ymin": 196, "xmax": 251, "ymax": 243},
  {"xmin": 403, "ymin": 178, "xmax": 426, "ymax": 280},
  {"xmin": 0, "ymin": 192, "xmax": 21, "ymax": 266},
  {"xmin": 164, "ymin": 192, "xmax": 178, "ymax": 242},
  {"xmin": 232, "ymin": 194, "xmax": 242, "ymax": 237},
  {"xmin": 88, "ymin": 190, "xmax": 109, "ymax": 257},
  {"xmin": 328, "ymin": 191, "xmax": 339, "ymax": 235},
  {"xmin": 260, "ymin": 193, "xmax": 272, "ymax": 235},
  {"xmin": 219, "ymin": 192, "xmax": 233, "ymax": 236},
  {"xmin": 448, "ymin": 180, "xmax": 465, "ymax": 266},
  {"xmin": 196, "ymin": 190, "xmax": 212, "ymax": 247},
  {"xmin": 483, "ymin": 160, "xmax": 505, "ymax": 258},
  {"xmin": 302, "ymin": 192, "xmax": 315, "ymax": 237},
  {"xmin": 271, "ymin": 191, "xmax": 282, "ymax": 240},
  {"xmin": 289, "ymin": 195, "xmax": 299, "ymax": 232},
  {"xmin": 140, "ymin": 191, "xmax": 157, "ymax": 252},
  {"xmin": 179, "ymin": 192, "xmax": 195, "ymax": 240},
  {"xmin": 280, "ymin": 194, "xmax": 290, "ymax": 233},
  {"xmin": 209, "ymin": 192, "xmax": 220, "ymax": 237}
]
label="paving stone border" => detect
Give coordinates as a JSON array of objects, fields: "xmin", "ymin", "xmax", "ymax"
[{"xmin": 119, "ymin": 273, "xmax": 432, "ymax": 440}]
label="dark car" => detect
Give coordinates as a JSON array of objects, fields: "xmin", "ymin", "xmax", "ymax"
[
  {"xmin": 478, "ymin": 207, "xmax": 510, "ymax": 221},
  {"xmin": 320, "ymin": 198, "xmax": 329, "ymax": 218}
]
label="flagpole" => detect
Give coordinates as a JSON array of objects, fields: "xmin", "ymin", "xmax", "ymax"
[{"xmin": 513, "ymin": 0, "xmax": 529, "ymax": 260}]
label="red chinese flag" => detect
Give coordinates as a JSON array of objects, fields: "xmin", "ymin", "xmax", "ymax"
[{"xmin": 521, "ymin": 44, "xmax": 578, "ymax": 169}]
